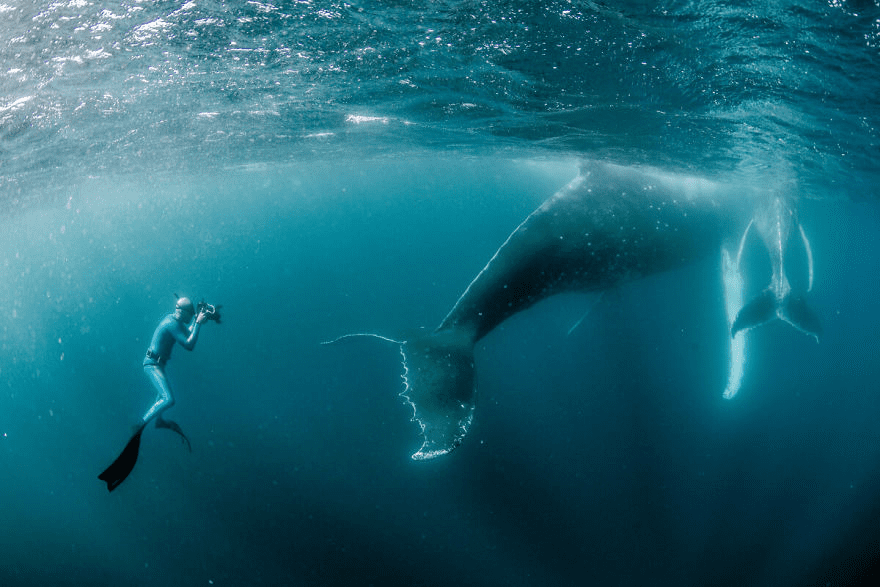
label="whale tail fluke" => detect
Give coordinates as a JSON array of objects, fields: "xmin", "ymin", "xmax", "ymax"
[
  {"xmin": 781, "ymin": 294, "xmax": 822, "ymax": 342},
  {"xmin": 732, "ymin": 290, "xmax": 821, "ymax": 342},
  {"xmin": 401, "ymin": 329, "xmax": 476, "ymax": 461},
  {"xmin": 731, "ymin": 290, "xmax": 776, "ymax": 338}
]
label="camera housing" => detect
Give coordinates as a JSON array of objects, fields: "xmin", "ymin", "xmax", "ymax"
[{"xmin": 197, "ymin": 300, "xmax": 222, "ymax": 324}]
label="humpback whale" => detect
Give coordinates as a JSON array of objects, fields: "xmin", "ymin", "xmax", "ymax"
[
  {"xmin": 330, "ymin": 161, "xmax": 731, "ymax": 460},
  {"xmin": 730, "ymin": 195, "xmax": 821, "ymax": 342}
]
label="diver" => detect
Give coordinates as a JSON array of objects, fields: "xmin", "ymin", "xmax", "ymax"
[{"xmin": 99, "ymin": 296, "xmax": 220, "ymax": 492}]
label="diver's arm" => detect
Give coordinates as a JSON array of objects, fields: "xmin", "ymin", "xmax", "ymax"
[{"xmin": 174, "ymin": 315, "xmax": 205, "ymax": 350}]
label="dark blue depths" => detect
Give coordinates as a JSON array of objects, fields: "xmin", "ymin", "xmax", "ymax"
[{"xmin": 0, "ymin": 161, "xmax": 879, "ymax": 587}]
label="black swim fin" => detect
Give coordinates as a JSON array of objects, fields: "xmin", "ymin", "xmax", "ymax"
[
  {"xmin": 98, "ymin": 423, "xmax": 147, "ymax": 492},
  {"xmin": 155, "ymin": 416, "xmax": 192, "ymax": 452}
]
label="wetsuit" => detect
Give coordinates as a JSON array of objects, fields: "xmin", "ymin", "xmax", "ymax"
[
  {"xmin": 142, "ymin": 312, "xmax": 202, "ymax": 423},
  {"xmin": 99, "ymin": 304, "xmax": 203, "ymax": 491}
]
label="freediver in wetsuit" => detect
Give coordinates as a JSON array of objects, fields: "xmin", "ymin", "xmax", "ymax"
[{"xmin": 99, "ymin": 297, "xmax": 216, "ymax": 492}]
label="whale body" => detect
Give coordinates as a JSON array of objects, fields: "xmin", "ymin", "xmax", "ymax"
[{"xmin": 391, "ymin": 161, "xmax": 729, "ymax": 459}]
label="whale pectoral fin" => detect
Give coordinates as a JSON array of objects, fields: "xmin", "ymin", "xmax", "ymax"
[
  {"xmin": 322, "ymin": 330, "xmax": 474, "ymax": 459},
  {"xmin": 731, "ymin": 290, "xmax": 777, "ymax": 338},
  {"xmin": 735, "ymin": 219, "xmax": 754, "ymax": 267},
  {"xmin": 400, "ymin": 331, "xmax": 475, "ymax": 461},
  {"xmin": 799, "ymin": 224, "xmax": 814, "ymax": 292},
  {"xmin": 566, "ymin": 292, "xmax": 605, "ymax": 336},
  {"xmin": 722, "ymin": 247, "xmax": 747, "ymax": 400},
  {"xmin": 781, "ymin": 295, "xmax": 822, "ymax": 343}
]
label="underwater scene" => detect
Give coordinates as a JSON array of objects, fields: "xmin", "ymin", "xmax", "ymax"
[{"xmin": 2, "ymin": 1, "xmax": 880, "ymax": 586}]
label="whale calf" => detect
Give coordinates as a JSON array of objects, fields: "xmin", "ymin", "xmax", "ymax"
[
  {"xmin": 351, "ymin": 161, "xmax": 737, "ymax": 460},
  {"xmin": 730, "ymin": 195, "xmax": 821, "ymax": 342}
]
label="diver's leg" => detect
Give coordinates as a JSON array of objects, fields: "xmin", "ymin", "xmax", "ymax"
[
  {"xmin": 142, "ymin": 365, "xmax": 175, "ymax": 423},
  {"xmin": 99, "ymin": 366, "xmax": 174, "ymax": 491},
  {"xmin": 143, "ymin": 365, "xmax": 191, "ymax": 450}
]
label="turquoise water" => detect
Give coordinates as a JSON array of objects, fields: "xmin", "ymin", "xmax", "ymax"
[{"xmin": 2, "ymin": 1, "xmax": 880, "ymax": 586}]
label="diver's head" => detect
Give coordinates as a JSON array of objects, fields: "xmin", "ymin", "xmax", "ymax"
[{"xmin": 174, "ymin": 297, "xmax": 195, "ymax": 321}]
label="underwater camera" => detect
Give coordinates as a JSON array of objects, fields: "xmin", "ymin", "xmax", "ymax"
[{"xmin": 197, "ymin": 300, "xmax": 223, "ymax": 324}]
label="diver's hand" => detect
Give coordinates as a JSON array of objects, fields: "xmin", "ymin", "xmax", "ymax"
[{"xmin": 196, "ymin": 311, "xmax": 209, "ymax": 324}]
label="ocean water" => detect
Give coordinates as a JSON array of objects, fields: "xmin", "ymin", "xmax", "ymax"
[{"xmin": 2, "ymin": 1, "xmax": 880, "ymax": 586}]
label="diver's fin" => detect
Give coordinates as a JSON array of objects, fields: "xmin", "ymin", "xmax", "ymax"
[
  {"xmin": 155, "ymin": 416, "xmax": 192, "ymax": 452},
  {"xmin": 98, "ymin": 423, "xmax": 147, "ymax": 492},
  {"xmin": 781, "ymin": 294, "xmax": 821, "ymax": 343},
  {"xmin": 731, "ymin": 290, "xmax": 777, "ymax": 338},
  {"xmin": 400, "ymin": 329, "xmax": 476, "ymax": 460}
]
